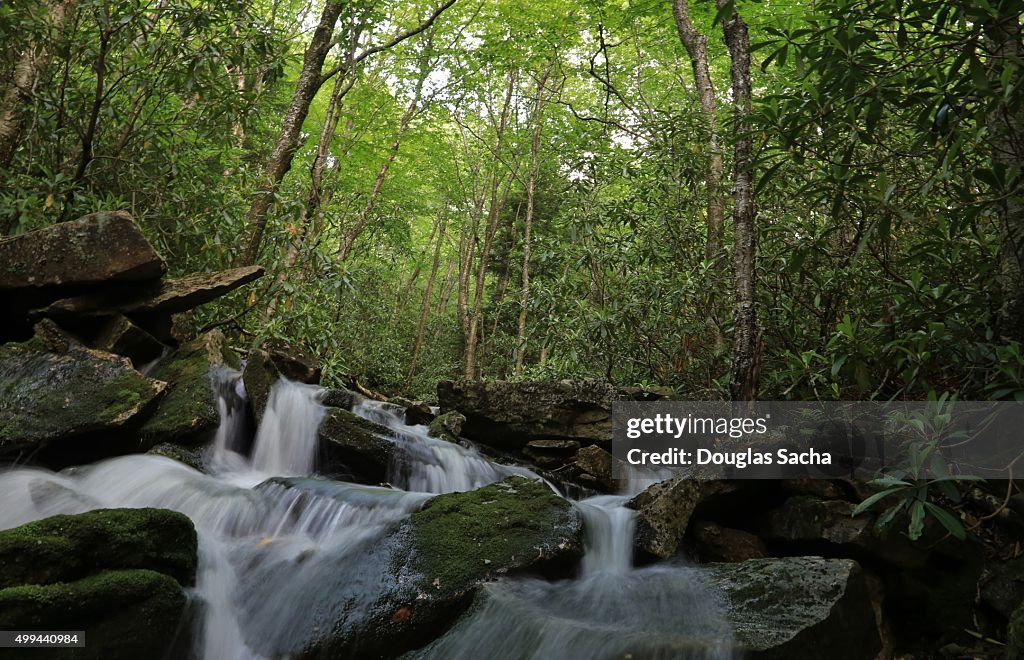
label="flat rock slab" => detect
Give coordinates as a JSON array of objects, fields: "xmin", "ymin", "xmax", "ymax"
[
  {"xmin": 708, "ymin": 557, "xmax": 881, "ymax": 659},
  {"xmin": 37, "ymin": 265, "xmax": 265, "ymax": 318},
  {"xmin": 0, "ymin": 339, "xmax": 167, "ymax": 459},
  {"xmin": 0, "ymin": 211, "xmax": 165, "ymax": 291}
]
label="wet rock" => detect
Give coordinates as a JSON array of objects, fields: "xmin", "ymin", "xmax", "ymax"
[
  {"xmin": 140, "ymin": 331, "xmax": 240, "ymax": 446},
  {"xmin": 573, "ymin": 445, "xmax": 615, "ymax": 491},
  {"xmin": 264, "ymin": 339, "xmax": 321, "ymax": 384},
  {"xmin": 0, "ymin": 507, "xmax": 197, "ymax": 588},
  {"xmin": 980, "ymin": 557, "xmax": 1024, "ymax": 619},
  {"xmin": 0, "ymin": 569, "xmax": 188, "ymax": 660},
  {"xmin": 318, "ymin": 407, "xmax": 396, "ymax": 483},
  {"xmin": 690, "ymin": 520, "xmax": 769, "ymax": 562},
  {"xmin": 708, "ymin": 557, "xmax": 881, "ymax": 659},
  {"xmin": 147, "ymin": 442, "xmax": 206, "ymax": 472},
  {"xmin": 320, "ymin": 387, "xmax": 361, "ymax": 410},
  {"xmin": 241, "ymin": 348, "xmax": 279, "ymax": 426},
  {"xmin": 627, "ymin": 477, "xmax": 733, "ymax": 559},
  {"xmin": 427, "ymin": 411, "xmax": 465, "ymax": 443},
  {"xmin": 90, "ymin": 314, "xmax": 165, "ymax": 367},
  {"xmin": 437, "ymin": 379, "xmax": 626, "ymax": 449},
  {"xmin": 243, "ymin": 476, "xmax": 582, "ymax": 659},
  {"xmin": 0, "ymin": 338, "xmax": 166, "ymax": 462},
  {"xmin": 0, "ymin": 211, "xmax": 164, "ymax": 291},
  {"xmin": 401, "ymin": 400, "xmax": 434, "ymax": 426}
]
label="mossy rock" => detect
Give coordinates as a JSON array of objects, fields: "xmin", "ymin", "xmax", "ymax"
[
  {"xmin": 0, "ymin": 339, "xmax": 166, "ymax": 461},
  {"xmin": 0, "ymin": 569, "xmax": 187, "ymax": 660},
  {"xmin": 318, "ymin": 407, "xmax": 396, "ymax": 483},
  {"xmin": 245, "ymin": 477, "xmax": 582, "ymax": 660},
  {"xmin": 146, "ymin": 442, "xmax": 206, "ymax": 472},
  {"xmin": 140, "ymin": 330, "xmax": 239, "ymax": 446},
  {"xmin": 427, "ymin": 411, "xmax": 465, "ymax": 443},
  {"xmin": 0, "ymin": 508, "xmax": 197, "ymax": 589}
]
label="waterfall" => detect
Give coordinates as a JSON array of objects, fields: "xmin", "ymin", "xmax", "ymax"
[
  {"xmin": 0, "ymin": 375, "xmax": 735, "ymax": 659},
  {"xmin": 350, "ymin": 399, "xmax": 538, "ymax": 494}
]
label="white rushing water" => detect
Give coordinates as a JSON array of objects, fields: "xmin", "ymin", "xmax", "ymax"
[{"xmin": 0, "ymin": 375, "xmax": 734, "ymax": 659}]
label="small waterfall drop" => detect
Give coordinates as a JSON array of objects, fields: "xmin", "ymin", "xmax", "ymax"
[
  {"xmin": 249, "ymin": 379, "xmax": 325, "ymax": 476},
  {"xmin": 578, "ymin": 494, "xmax": 636, "ymax": 575},
  {"xmin": 351, "ymin": 399, "xmax": 538, "ymax": 494}
]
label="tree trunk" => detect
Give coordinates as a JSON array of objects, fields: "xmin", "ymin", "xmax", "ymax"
[
  {"xmin": 718, "ymin": 0, "xmax": 761, "ymax": 401},
  {"xmin": 672, "ymin": 0, "xmax": 725, "ymax": 261},
  {"xmin": 985, "ymin": 15, "xmax": 1024, "ymax": 342},
  {"xmin": 408, "ymin": 212, "xmax": 448, "ymax": 385},
  {"xmin": 0, "ymin": 0, "xmax": 76, "ymax": 171},
  {"xmin": 235, "ymin": 0, "xmax": 345, "ymax": 266},
  {"xmin": 515, "ymin": 65, "xmax": 555, "ymax": 376}
]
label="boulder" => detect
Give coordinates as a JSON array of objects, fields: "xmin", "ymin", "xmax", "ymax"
[
  {"xmin": 436, "ymin": 379, "xmax": 622, "ymax": 449},
  {"xmin": 264, "ymin": 340, "xmax": 321, "ymax": 384},
  {"xmin": 318, "ymin": 407, "xmax": 396, "ymax": 483},
  {"xmin": 0, "ymin": 507, "xmax": 197, "ymax": 660},
  {"xmin": 0, "ymin": 569, "xmax": 188, "ymax": 660},
  {"xmin": 0, "ymin": 508, "xmax": 197, "ymax": 588},
  {"xmin": 147, "ymin": 442, "xmax": 206, "ymax": 472},
  {"xmin": 402, "ymin": 401, "xmax": 435, "ymax": 427},
  {"xmin": 427, "ymin": 411, "xmax": 465, "ymax": 443},
  {"xmin": 0, "ymin": 211, "xmax": 164, "ymax": 291},
  {"xmin": 36, "ymin": 265, "xmax": 264, "ymax": 319},
  {"xmin": 241, "ymin": 348, "xmax": 279, "ymax": 426},
  {"xmin": 90, "ymin": 314, "xmax": 166, "ymax": 367},
  {"xmin": 573, "ymin": 444, "xmax": 615, "ymax": 491},
  {"xmin": 1010, "ymin": 604, "xmax": 1024, "ymax": 660},
  {"xmin": 756, "ymin": 495, "xmax": 926, "ymax": 568},
  {"xmin": 320, "ymin": 387, "xmax": 361, "ymax": 410},
  {"xmin": 0, "ymin": 338, "xmax": 166, "ymax": 463},
  {"xmin": 238, "ymin": 476, "xmax": 582, "ymax": 659},
  {"xmin": 627, "ymin": 477, "xmax": 733, "ymax": 559},
  {"xmin": 689, "ymin": 520, "xmax": 769, "ymax": 562},
  {"xmin": 139, "ymin": 331, "xmax": 240, "ymax": 446},
  {"xmin": 708, "ymin": 557, "xmax": 881, "ymax": 659}
]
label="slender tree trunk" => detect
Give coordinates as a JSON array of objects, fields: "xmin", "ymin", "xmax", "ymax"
[
  {"xmin": 235, "ymin": 0, "xmax": 345, "ymax": 266},
  {"xmin": 986, "ymin": 15, "xmax": 1024, "ymax": 342},
  {"xmin": 337, "ymin": 51, "xmax": 430, "ymax": 260},
  {"xmin": 464, "ymin": 71, "xmax": 518, "ymax": 379},
  {"xmin": 0, "ymin": 0, "xmax": 76, "ymax": 171},
  {"xmin": 672, "ymin": 0, "xmax": 725, "ymax": 261},
  {"xmin": 515, "ymin": 65, "xmax": 554, "ymax": 376},
  {"xmin": 718, "ymin": 0, "xmax": 760, "ymax": 401},
  {"xmin": 408, "ymin": 212, "xmax": 448, "ymax": 385}
]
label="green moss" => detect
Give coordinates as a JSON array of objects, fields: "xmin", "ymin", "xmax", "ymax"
[
  {"xmin": 0, "ymin": 508, "xmax": 197, "ymax": 589},
  {"xmin": 409, "ymin": 476, "xmax": 580, "ymax": 591},
  {"xmin": 0, "ymin": 569, "xmax": 186, "ymax": 660},
  {"xmin": 140, "ymin": 335, "xmax": 233, "ymax": 444}
]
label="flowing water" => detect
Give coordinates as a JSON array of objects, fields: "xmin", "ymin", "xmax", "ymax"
[{"xmin": 0, "ymin": 376, "xmax": 734, "ymax": 659}]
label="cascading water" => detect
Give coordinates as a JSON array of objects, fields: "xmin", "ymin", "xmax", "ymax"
[
  {"xmin": 352, "ymin": 398, "xmax": 539, "ymax": 493},
  {"xmin": 0, "ymin": 375, "xmax": 736, "ymax": 659}
]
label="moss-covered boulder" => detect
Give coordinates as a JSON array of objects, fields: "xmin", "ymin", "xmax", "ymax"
[
  {"xmin": 318, "ymin": 407, "xmax": 396, "ymax": 483},
  {"xmin": 239, "ymin": 477, "xmax": 582, "ymax": 659},
  {"xmin": 146, "ymin": 442, "xmax": 206, "ymax": 472},
  {"xmin": 0, "ymin": 338, "xmax": 167, "ymax": 462},
  {"xmin": 708, "ymin": 557, "xmax": 881, "ymax": 659},
  {"xmin": 0, "ymin": 507, "xmax": 196, "ymax": 660},
  {"xmin": 0, "ymin": 508, "xmax": 197, "ymax": 588},
  {"xmin": 0, "ymin": 569, "xmax": 187, "ymax": 660},
  {"xmin": 241, "ymin": 348, "xmax": 279, "ymax": 426},
  {"xmin": 427, "ymin": 411, "xmax": 465, "ymax": 443},
  {"xmin": 140, "ymin": 330, "xmax": 239, "ymax": 446}
]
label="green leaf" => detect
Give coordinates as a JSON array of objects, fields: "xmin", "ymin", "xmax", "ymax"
[
  {"xmin": 923, "ymin": 502, "xmax": 966, "ymax": 540},
  {"xmin": 853, "ymin": 486, "xmax": 905, "ymax": 516},
  {"xmin": 908, "ymin": 499, "xmax": 926, "ymax": 540}
]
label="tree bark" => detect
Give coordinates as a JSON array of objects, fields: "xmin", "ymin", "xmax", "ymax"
[
  {"xmin": 672, "ymin": 0, "xmax": 725, "ymax": 261},
  {"xmin": 0, "ymin": 0, "xmax": 76, "ymax": 171},
  {"xmin": 718, "ymin": 0, "xmax": 761, "ymax": 401},
  {"xmin": 408, "ymin": 211, "xmax": 448, "ymax": 385},
  {"xmin": 985, "ymin": 14, "xmax": 1024, "ymax": 342},
  {"xmin": 235, "ymin": 0, "xmax": 346, "ymax": 266},
  {"xmin": 514, "ymin": 65, "xmax": 555, "ymax": 376}
]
